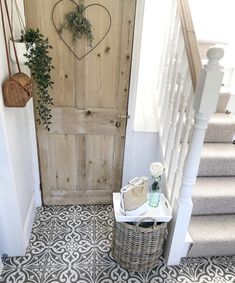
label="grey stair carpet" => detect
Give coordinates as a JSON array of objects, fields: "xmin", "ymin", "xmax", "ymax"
[
  {"xmin": 188, "ymin": 215, "xmax": 235, "ymax": 257},
  {"xmin": 187, "ymin": 48, "xmax": 235, "ymax": 258},
  {"xmin": 192, "ymin": 177, "xmax": 235, "ymax": 215},
  {"xmin": 205, "ymin": 113, "xmax": 235, "ymax": 143},
  {"xmin": 198, "ymin": 143, "xmax": 235, "ymax": 176},
  {"xmin": 183, "ymin": 113, "xmax": 235, "ymax": 143},
  {"xmin": 216, "ymin": 87, "xmax": 231, "ymax": 112}
]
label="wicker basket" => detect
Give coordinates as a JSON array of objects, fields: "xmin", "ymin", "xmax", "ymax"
[{"xmin": 111, "ymin": 218, "xmax": 167, "ymax": 272}]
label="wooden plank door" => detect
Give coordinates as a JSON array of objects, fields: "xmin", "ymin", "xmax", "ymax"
[{"xmin": 24, "ymin": 0, "xmax": 136, "ymax": 204}]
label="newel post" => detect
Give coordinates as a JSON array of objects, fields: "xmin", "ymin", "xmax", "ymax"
[{"xmin": 165, "ymin": 47, "xmax": 224, "ymax": 265}]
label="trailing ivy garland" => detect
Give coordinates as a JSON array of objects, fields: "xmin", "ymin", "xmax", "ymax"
[
  {"xmin": 23, "ymin": 28, "xmax": 54, "ymax": 130},
  {"xmin": 59, "ymin": 3, "xmax": 94, "ymax": 47}
]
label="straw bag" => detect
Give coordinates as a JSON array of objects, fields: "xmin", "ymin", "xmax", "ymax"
[
  {"xmin": 120, "ymin": 176, "xmax": 148, "ymax": 215},
  {"xmin": 111, "ymin": 218, "xmax": 167, "ymax": 271},
  {"xmin": 0, "ymin": 0, "xmax": 32, "ymax": 107}
]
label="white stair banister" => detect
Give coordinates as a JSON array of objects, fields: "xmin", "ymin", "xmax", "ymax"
[
  {"xmin": 167, "ymin": 71, "xmax": 191, "ymax": 192},
  {"xmin": 165, "ymin": 47, "xmax": 224, "ymax": 265},
  {"xmin": 165, "ymin": 71, "xmax": 184, "ymax": 170},
  {"xmin": 162, "ymin": 55, "xmax": 180, "ymax": 150},
  {"xmin": 158, "ymin": 0, "xmax": 177, "ymax": 111},
  {"xmin": 160, "ymin": 17, "xmax": 180, "ymax": 128},
  {"xmin": 171, "ymin": 91, "xmax": 194, "ymax": 204}
]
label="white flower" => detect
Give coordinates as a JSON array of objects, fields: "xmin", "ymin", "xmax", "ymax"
[{"xmin": 149, "ymin": 162, "xmax": 165, "ymax": 178}]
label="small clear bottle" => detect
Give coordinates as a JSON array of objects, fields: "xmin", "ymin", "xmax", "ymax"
[{"xmin": 149, "ymin": 176, "xmax": 161, "ymax": 207}]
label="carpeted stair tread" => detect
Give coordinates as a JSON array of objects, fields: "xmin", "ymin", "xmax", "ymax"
[
  {"xmin": 192, "ymin": 177, "xmax": 235, "ymax": 215},
  {"xmin": 205, "ymin": 113, "xmax": 235, "ymax": 143},
  {"xmin": 198, "ymin": 143, "xmax": 235, "ymax": 176},
  {"xmin": 216, "ymin": 87, "xmax": 231, "ymax": 113},
  {"xmin": 188, "ymin": 215, "xmax": 235, "ymax": 257}
]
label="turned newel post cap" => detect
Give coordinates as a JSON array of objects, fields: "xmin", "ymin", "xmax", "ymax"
[
  {"xmin": 195, "ymin": 46, "xmax": 224, "ymax": 113},
  {"xmin": 206, "ymin": 46, "xmax": 224, "ymax": 70}
]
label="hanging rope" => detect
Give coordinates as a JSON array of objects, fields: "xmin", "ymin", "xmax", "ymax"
[
  {"xmin": 0, "ymin": 0, "xmax": 12, "ymax": 77},
  {"xmin": 10, "ymin": 0, "xmax": 26, "ymax": 34},
  {"xmin": 13, "ymin": 0, "xmax": 26, "ymax": 32},
  {"xmin": 3, "ymin": 0, "xmax": 21, "ymax": 72},
  {"xmin": 10, "ymin": 0, "xmax": 13, "ymax": 33}
]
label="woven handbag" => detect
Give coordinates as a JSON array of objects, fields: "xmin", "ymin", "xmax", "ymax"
[{"xmin": 111, "ymin": 218, "xmax": 167, "ymax": 272}]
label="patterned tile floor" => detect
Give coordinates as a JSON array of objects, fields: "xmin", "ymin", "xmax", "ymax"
[{"xmin": 0, "ymin": 204, "xmax": 235, "ymax": 283}]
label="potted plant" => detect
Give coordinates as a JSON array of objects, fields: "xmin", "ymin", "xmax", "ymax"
[
  {"xmin": 10, "ymin": 28, "xmax": 54, "ymax": 130},
  {"xmin": 9, "ymin": 38, "xmax": 28, "ymax": 64},
  {"xmin": 10, "ymin": 28, "xmax": 55, "ymax": 130}
]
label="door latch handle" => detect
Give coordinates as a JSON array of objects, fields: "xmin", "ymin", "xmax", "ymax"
[
  {"xmin": 115, "ymin": 121, "xmax": 121, "ymax": 128},
  {"xmin": 117, "ymin": 114, "xmax": 130, "ymax": 120},
  {"xmin": 115, "ymin": 114, "xmax": 130, "ymax": 128}
]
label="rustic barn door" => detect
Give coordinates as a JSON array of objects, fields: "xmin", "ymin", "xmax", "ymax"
[{"xmin": 24, "ymin": 0, "xmax": 136, "ymax": 204}]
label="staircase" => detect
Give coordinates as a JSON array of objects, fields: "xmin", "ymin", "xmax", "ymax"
[
  {"xmin": 158, "ymin": 0, "xmax": 235, "ymax": 264},
  {"xmin": 188, "ymin": 52, "xmax": 235, "ymax": 257}
]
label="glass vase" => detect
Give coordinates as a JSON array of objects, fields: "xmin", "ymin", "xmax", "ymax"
[{"xmin": 149, "ymin": 178, "xmax": 161, "ymax": 207}]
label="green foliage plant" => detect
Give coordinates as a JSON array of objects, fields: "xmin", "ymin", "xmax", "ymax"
[
  {"xmin": 59, "ymin": 4, "xmax": 94, "ymax": 46},
  {"xmin": 22, "ymin": 28, "xmax": 54, "ymax": 130}
]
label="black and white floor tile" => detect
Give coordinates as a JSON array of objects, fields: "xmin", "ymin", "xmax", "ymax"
[{"xmin": 0, "ymin": 204, "xmax": 235, "ymax": 283}]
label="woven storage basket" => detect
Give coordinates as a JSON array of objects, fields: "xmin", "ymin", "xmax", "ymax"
[{"xmin": 111, "ymin": 218, "xmax": 167, "ymax": 272}]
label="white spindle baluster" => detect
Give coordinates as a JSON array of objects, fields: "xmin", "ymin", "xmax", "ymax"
[
  {"xmin": 157, "ymin": 0, "xmax": 177, "ymax": 110},
  {"xmin": 160, "ymin": 16, "xmax": 181, "ymax": 130},
  {"xmin": 165, "ymin": 72, "xmax": 184, "ymax": 174},
  {"xmin": 165, "ymin": 47, "xmax": 224, "ymax": 265},
  {"xmin": 171, "ymin": 90, "xmax": 194, "ymax": 203},
  {"xmin": 167, "ymin": 70, "xmax": 191, "ymax": 193},
  {"xmin": 165, "ymin": 44, "xmax": 186, "ymax": 171},
  {"xmin": 165, "ymin": 72, "xmax": 183, "ymax": 167},
  {"xmin": 162, "ymin": 25, "xmax": 186, "ymax": 148},
  {"xmin": 162, "ymin": 55, "xmax": 179, "ymax": 152}
]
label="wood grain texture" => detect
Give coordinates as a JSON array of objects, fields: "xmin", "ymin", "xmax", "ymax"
[
  {"xmin": 177, "ymin": 0, "xmax": 201, "ymax": 91},
  {"xmin": 50, "ymin": 107, "xmax": 117, "ymax": 135},
  {"xmin": 24, "ymin": 0, "xmax": 136, "ymax": 204}
]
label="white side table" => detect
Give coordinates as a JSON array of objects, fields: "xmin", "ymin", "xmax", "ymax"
[{"xmin": 113, "ymin": 193, "xmax": 172, "ymax": 222}]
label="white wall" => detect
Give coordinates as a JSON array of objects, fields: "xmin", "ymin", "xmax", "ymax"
[
  {"xmin": 134, "ymin": 0, "xmax": 172, "ymax": 132},
  {"xmin": 0, "ymin": 0, "xmax": 41, "ymax": 257},
  {"xmin": 189, "ymin": 0, "xmax": 235, "ymax": 114},
  {"xmin": 189, "ymin": 0, "xmax": 235, "ymax": 44},
  {"xmin": 123, "ymin": 132, "xmax": 162, "ymax": 185},
  {"xmin": 123, "ymin": 0, "xmax": 169, "ymax": 184}
]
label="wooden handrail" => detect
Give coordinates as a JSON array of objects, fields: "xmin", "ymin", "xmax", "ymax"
[{"xmin": 177, "ymin": 0, "xmax": 201, "ymax": 91}]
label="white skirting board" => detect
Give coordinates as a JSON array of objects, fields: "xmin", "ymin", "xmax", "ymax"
[
  {"xmin": 0, "ymin": 192, "xmax": 37, "ymax": 258},
  {"xmin": 0, "ymin": 257, "xmax": 3, "ymax": 276},
  {"xmin": 165, "ymin": 231, "xmax": 193, "ymax": 265},
  {"xmin": 23, "ymin": 192, "xmax": 37, "ymax": 250}
]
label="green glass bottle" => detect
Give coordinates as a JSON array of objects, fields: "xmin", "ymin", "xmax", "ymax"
[{"xmin": 149, "ymin": 177, "xmax": 161, "ymax": 207}]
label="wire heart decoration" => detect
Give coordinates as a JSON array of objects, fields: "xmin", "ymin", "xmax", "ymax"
[{"xmin": 52, "ymin": 0, "xmax": 112, "ymax": 61}]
